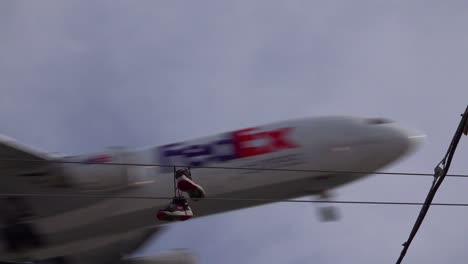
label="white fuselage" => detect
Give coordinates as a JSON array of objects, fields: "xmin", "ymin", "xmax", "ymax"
[
  {"xmin": 58, "ymin": 116, "xmax": 423, "ymax": 218},
  {"xmin": 1, "ymin": 116, "xmax": 424, "ymax": 262}
]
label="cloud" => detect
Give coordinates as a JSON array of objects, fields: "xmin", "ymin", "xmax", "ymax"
[{"xmin": 2, "ymin": 0, "xmax": 468, "ymax": 263}]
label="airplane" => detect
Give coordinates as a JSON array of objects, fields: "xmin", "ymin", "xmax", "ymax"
[{"xmin": 0, "ymin": 115, "xmax": 424, "ymax": 264}]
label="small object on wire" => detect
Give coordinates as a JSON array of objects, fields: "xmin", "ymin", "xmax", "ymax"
[
  {"xmin": 156, "ymin": 166, "xmax": 194, "ymax": 222},
  {"xmin": 434, "ymin": 165, "xmax": 445, "ymax": 178}
]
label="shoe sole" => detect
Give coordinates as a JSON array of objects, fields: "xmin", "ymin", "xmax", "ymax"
[
  {"xmin": 157, "ymin": 211, "xmax": 193, "ymax": 221},
  {"xmin": 177, "ymin": 179, "xmax": 206, "ymax": 201}
]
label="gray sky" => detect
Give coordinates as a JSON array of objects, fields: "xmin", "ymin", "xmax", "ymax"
[{"xmin": 1, "ymin": 0, "xmax": 468, "ymax": 263}]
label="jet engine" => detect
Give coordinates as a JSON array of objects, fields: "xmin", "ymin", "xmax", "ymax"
[{"xmin": 58, "ymin": 149, "xmax": 130, "ymax": 191}]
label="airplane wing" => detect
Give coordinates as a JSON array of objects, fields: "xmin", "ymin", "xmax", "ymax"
[
  {"xmin": 0, "ymin": 136, "xmax": 191, "ymax": 264},
  {"xmin": 0, "ymin": 224, "xmax": 165, "ymax": 264}
]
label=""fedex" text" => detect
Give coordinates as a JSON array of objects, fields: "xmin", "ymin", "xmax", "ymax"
[{"xmin": 157, "ymin": 127, "xmax": 298, "ymax": 173}]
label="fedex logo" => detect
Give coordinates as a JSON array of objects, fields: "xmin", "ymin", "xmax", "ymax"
[
  {"xmin": 157, "ymin": 127, "xmax": 298, "ymax": 173},
  {"xmin": 85, "ymin": 155, "xmax": 112, "ymax": 163}
]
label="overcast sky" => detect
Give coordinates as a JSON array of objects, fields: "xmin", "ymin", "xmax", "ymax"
[{"xmin": 1, "ymin": 1, "xmax": 468, "ymax": 263}]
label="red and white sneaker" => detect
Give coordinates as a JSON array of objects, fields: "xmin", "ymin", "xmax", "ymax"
[
  {"xmin": 157, "ymin": 197, "xmax": 193, "ymax": 222},
  {"xmin": 175, "ymin": 168, "xmax": 206, "ymax": 201}
]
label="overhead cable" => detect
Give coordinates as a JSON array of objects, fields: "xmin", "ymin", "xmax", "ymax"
[
  {"xmin": 0, "ymin": 193, "xmax": 468, "ymax": 207},
  {"xmin": 2, "ymin": 158, "xmax": 468, "ymax": 179}
]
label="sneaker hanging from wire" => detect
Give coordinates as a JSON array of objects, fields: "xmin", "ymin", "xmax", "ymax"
[
  {"xmin": 156, "ymin": 197, "xmax": 193, "ymax": 222},
  {"xmin": 175, "ymin": 168, "xmax": 205, "ymax": 201}
]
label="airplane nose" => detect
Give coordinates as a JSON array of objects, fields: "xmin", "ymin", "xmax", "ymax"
[
  {"xmin": 405, "ymin": 129, "xmax": 426, "ymax": 151},
  {"xmin": 351, "ymin": 119, "xmax": 425, "ymax": 172},
  {"xmin": 388, "ymin": 124, "xmax": 426, "ymax": 156}
]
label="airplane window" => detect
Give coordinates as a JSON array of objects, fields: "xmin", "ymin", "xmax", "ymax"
[{"xmin": 365, "ymin": 118, "xmax": 394, "ymax": 125}]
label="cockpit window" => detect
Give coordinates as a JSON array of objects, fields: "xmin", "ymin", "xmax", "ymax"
[{"xmin": 365, "ymin": 118, "xmax": 394, "ymax": 125}]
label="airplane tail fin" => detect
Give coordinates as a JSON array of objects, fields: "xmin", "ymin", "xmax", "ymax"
[
  {"xmin": 0, "ymin": 134, "xmax": 56, "ymax": 176},
  {"xmin": 0, "ymin": 134, "xmax": 52, "ymax": 161}
]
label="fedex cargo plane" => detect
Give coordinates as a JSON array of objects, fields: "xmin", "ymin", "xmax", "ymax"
[{"xmin": 0, "ymin": 116, "xmax": 424, "ymax": 264}]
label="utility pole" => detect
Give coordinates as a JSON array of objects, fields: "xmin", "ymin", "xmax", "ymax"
[{"xmin": 396, "ymin": 105, "xmax": 468, "ymax": 264}]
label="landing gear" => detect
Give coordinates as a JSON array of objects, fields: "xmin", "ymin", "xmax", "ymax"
[
  {"xmin": 316, "ymin": 191, "xmax": 341, "ymax": 222},
  {"xmin": 317, "ymin": 206, "xmax": 340, "ymax": 222},
  {"xmin": 157, "ymin": 167, "xmax": 205, "ymax": 222}
]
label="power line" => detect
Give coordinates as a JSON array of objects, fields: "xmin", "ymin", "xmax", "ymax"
[
  {"xmin": 0, "ymin": 193, "xmax": 468, "ymax": 207},
  {"xmin": 2, "ymin": 158, "xmax": 468, "ymax": 179}
]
